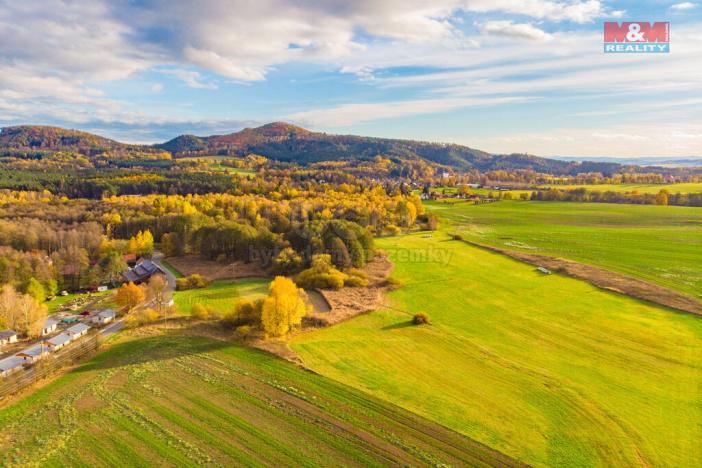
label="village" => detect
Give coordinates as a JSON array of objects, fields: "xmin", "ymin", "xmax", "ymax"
[{"xmin": 0, "ymin": 256, "xmax": 169, "ymax": 382}]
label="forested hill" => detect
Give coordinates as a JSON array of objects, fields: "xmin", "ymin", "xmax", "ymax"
[{"xmin": 0, "ymin": 122, "xmax": 670, "ymax": 176}]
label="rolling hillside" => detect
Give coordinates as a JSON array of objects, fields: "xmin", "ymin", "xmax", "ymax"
[
  {"xmin": 0, "ymin": 330, "xmax": 517, "ymax": 467},
  {"xmin": 0, "ymin": 123, "xmax": 662, "ymax": 175}
]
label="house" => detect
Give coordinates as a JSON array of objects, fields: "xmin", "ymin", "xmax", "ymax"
[
  {"xmin": 66, "ymin": 323, "xmax": 90, "ymax": 340},
  {"xmin": 92, "ymin": 309, "xmax": 116, "ymax": 325},
  {"xmin": 42, "ymin": 317, "xmax": 59, "ymax": 336},
  {"xmin": 45, "ymin": 333, "xmax": 72, "ymax": 351},
  {"xmin": 0, "ymin": 356, "xmax": 24, "ymax": 378},
  {"xmin": 17, "ymin": 343, "xmax": 50, "ymax": 363},
  {"xmin": 123, "ymin": 253, "xmax": 137, "ymax": 266},
  {"xmin": 0, "ymin": 330, "xmax": 18, "ymax": 347},
  {"xmin": 122, "ymin": 259, "xmax": 166, "ymax": 284}
]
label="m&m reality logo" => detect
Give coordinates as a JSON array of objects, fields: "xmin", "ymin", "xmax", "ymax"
[{"xmin": 604, "ymin": 22, "xmax": 670, "ymax": 53}]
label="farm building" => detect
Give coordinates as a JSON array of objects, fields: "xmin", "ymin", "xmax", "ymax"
[
  {"xmin": 122, "ymin": 259, "xmax": 166, "ymax": 284},
  {"xmin": 66, "ymin": 323, "xmax": 90, "ymax": 339},
  {"xmin": 0, "ymin": 356, "xmax": 24, "ymax": 378},
  {"xmin": 17, "ymin": 343, "xmax": 50, "ymax": 363},
  {"xmin": 45, "ymin": 333, "xmax": 72, "ymax": 351},
  {"xmin": 92, "ymin": 309, "xmax": 116, "ymax": 325},
  {"xmin": 0, "ymin": 330, "xmax": 18, "ymax": 347},
  {"xmin": 42, "ymin": 317, "xmax": 59, "ymax": 336}
]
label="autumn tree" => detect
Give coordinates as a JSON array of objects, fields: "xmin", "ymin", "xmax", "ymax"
[
  {"xmin": 261, "ymin": 276, "xmax": 310, "ymax": 338},
  {"xmin": 116, "ymin": 282, "xmax": 145, "ymax": 310},
  {"xmin": 25, "ymin": 277, "xmax": 46, "ymax": 303},
  {"xmin": 146, "ymin": 274, "xmax": 172, "ymax": 315},
  {"xmin": 0, "ymin": 285, "xmax": 47, "ymax": 338},
  {"xmin": 128, "ymin": 230, "xmax": 154, "ymax": 256}
]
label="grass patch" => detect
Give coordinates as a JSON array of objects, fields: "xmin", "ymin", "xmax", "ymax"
[
  {"xmin": 160, "ymin": 259, "xmax": 184, "ymax": 278},
  {"xmin": 539, "ymin": 182, "xmax": 702, "ymax": 194},
  {"xmin": 428, "ymin": 201, "xmax": 702, "ymax": 298},
  {"xmin": 174, "ymin": 278, "xmax": 269, "ymax": 315},
  {"xmin": 292, "ymin": 230, "xmax": 702, "ymax": 467},
  {"xmin": 0, "ymin": 331, "xmax": 509, "ymax": 467}
]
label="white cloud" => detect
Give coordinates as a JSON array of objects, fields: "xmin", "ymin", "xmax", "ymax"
[
  {"xmin": 670, "ymin": 2, "xmax": 698, "ymax": 10},
  {"xmin": 159, "ymin": 69, "xmax": 218, "ymax": 89},
  {"xmin": 288, "ymin": 96, "xmax": 532, "ymax": 127},
  {"xmin": 478, "ymin": 21, "xmax": 553, "ymax": 41},
  {"xmin": 151, "ymin": 83, "xmax": 164, "ymax": 93}
]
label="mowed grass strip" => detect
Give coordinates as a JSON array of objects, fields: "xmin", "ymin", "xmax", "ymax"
[
  {"xmin": 174, "ymin": 278, "xmax": 269, "ymax": 315},
  {"xmin": 292, "ymin": 231, "xmax": 702, "ymax": 467},
  {"xmin": 0, "ymin": 332, "xmax": 513, "ymax": 467},
  {"xmin": 429, "ymin": 200, "xmax": 702, "ymax": 298}
]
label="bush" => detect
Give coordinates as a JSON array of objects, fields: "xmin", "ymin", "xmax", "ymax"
[
  {"xmin": 236, "ymin": 325, "xmax": 251, "ymax": 338},
  {"xmin": 385, "ymin": 224, "xmax": 401, "ymax": 236},
  {"xmin": 295, "ymin": 254, "xmax": 347, "ymax": 290},
  {"xmin": 344, "ymin": 268, "xmax": 369, "ymax": 287},
  {"xmin": 176, "ymin": 274, "xmax": 210, "ymax": 291},
  {"xmin": 452, "ymin": 234, "xmax": 463, "ymax": 241},
  {"xmin": 191, "ymin": 303, "xmax": 210, "ymax": 320},
  {"xmin": 413, "ymin": 313, "xmax": 430, "ymax": 325},
  {"xmin": 221, "ymin": 298, "xmax": 263, "ymax": 329}
]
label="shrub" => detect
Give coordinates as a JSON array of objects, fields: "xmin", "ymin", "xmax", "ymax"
[
  {"xmin": 382, "ymin": 276, "xmax": 403, "ymax": 290},
  {"xmin": 413, "ymin": 313, "xmax": 430, "ymax": 325},
  {"xmin": 452, "ymin": 234, "xmax": 463, "ymax": 241},
  {"xmin": 295, "ymin": 254, "xmax": 347, "ymax": 290},
  {"xmin": 236, "ymin": 325, "xmax": 251, "ymax": 338},
  {"xmin": 191, "ymin": 303, "xmax": 210, "ymax": 320},
  {"xmin": 272, "ymin": 247, "xmax": 303, "ymax": 274},
  {"xmin": 385, "ymin": 224, "xmax": 401, "ymax": 236},
  {"xmin": 344, "ymin": 268, "xmax": 369, "ymax": 287},
  {"xmin": 176, "ymin": 274, "xmax": 210, "ymax": 291}
]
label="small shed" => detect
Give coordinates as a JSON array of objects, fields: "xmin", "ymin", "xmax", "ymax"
[
  {"xmin": 42, "ymin": 317, "xmax": 60, "ymax": 336},
  {"xmin": 66, "ymin": 323, "xmax": 90, "ymax": 339},
  {"xmin": 92, "ymin": 309, "xmax": 116, "ymax": 325},
  {"xmin": 0, "ymin": 330, "xmax": 18, "ymax": 347},
  {"xmin": 46, "ymin": 333, "xmax": 72, "ymax": 351},
  {"xmin": 0, "ymin": 356, "xmax": 24, "ymax": 378},
  {"xmin": 17, "ymin": 343, "xmax": 50, "ymax": 363}
]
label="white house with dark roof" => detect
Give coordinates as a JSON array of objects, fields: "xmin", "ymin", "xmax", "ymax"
[
  {"xmin": 0, "ymin": 330, "xmax": 18, "ymax": 347},
  {"xmin": 92, "ymin": 309, "xmax": 116, "ymax": 325},
  {"xmin": 46, "ymin": 333, "xmax": 72, "ymax": 351},
  {"xmin": 42, "ymin": 317, "xmax": 59, "ymax": 336},
  {"xmin": 0, "ymin": 356, "xmax": 24, "ymax": 378},
  {"xmin": 17, "ymin": 343, "xmax": 50, "ymax": 363},
  {"xmin": 66, "ymin": 323, "xmax": 90, "ymax": 339}
]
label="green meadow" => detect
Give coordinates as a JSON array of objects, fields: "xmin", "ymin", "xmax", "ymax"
[
  {"xmin": 0, "ymin": 332, "xmax": 508, "ymax": 467},
  {"xmin": 429, "ymin": 201, "xmax": 702, "ymax": 298},
  {"xmin": 540, "ymin": 182, "xmax": 702, "ymax": 194},
  {"xmin": 174, "ymin": 278, "xmax": 269, "ymax": 315},
  {"xmin": 292, "ymin": 231, "xmax": 702, "ymax": 467}
]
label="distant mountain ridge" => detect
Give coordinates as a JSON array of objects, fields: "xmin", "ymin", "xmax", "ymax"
[{"xmin": 2, "ymin": 123, "xmax": 697, "ymax": 175}]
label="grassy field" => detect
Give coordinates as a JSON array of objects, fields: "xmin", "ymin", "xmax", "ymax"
[
  {"xmin": 292, "ymin": 231, "xmax": 702, "ymax": 467},
  {"xmin": 0, "ymin": 331, "xmax": 512, "ymax": 467},
  {"xmin": 174, "ymin": 279, "xmax": 269, "ymax": 315},
  {"xmin": 540, "ymin": 182, "xmax": 702, "ymax": 194},
  {"xmin": 160, "ymin": 259, "xmax": 184, "ymax": 278},
  {"xmin": 428, "ymin": 201, "xmax": 702, "ymax": 298}
]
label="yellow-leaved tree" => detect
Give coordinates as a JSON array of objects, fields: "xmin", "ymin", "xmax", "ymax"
[
  {"xmin": 116, "ymin": 282, "xmax": 145, "ymax": 311},
  {"xmin": 261, "ymin": 276, "xmax": 310, "ymax": 338}
]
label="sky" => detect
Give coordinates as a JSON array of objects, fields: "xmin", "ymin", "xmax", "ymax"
[{"xmin": 0, "ymin": 0, "xmax": 701, "ymax": 157}]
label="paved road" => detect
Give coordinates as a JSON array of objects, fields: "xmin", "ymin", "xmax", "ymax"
[
  {"xmin": 151, "ymin": 251, "xmax": 177, "ymax": 291},
  {"xmin": 101, "ymin": 320, "xmax": 124, "ymax": 337}
]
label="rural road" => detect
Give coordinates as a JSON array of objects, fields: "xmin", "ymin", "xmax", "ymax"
[
  {"xmin": 101, "ymin": 320, "xmax": 124, "ymax": 337},
  {"xmin": 152, "ymin": 251, "xmax": 177, "ymax": 291}
]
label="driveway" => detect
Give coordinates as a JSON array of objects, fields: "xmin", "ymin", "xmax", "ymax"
[{"xmin": 152, "ymin": 251, "xmax": 177, "ymax": 291}]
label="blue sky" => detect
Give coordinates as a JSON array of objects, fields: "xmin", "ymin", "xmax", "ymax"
[{"xmin": 0, "ymin": 0, "xmax": 701, "ymax": 156}]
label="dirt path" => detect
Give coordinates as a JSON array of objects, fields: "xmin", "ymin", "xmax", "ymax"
[{"xmin": 462, "ymin": 239, "xmax": 702, "ymax": 316}]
